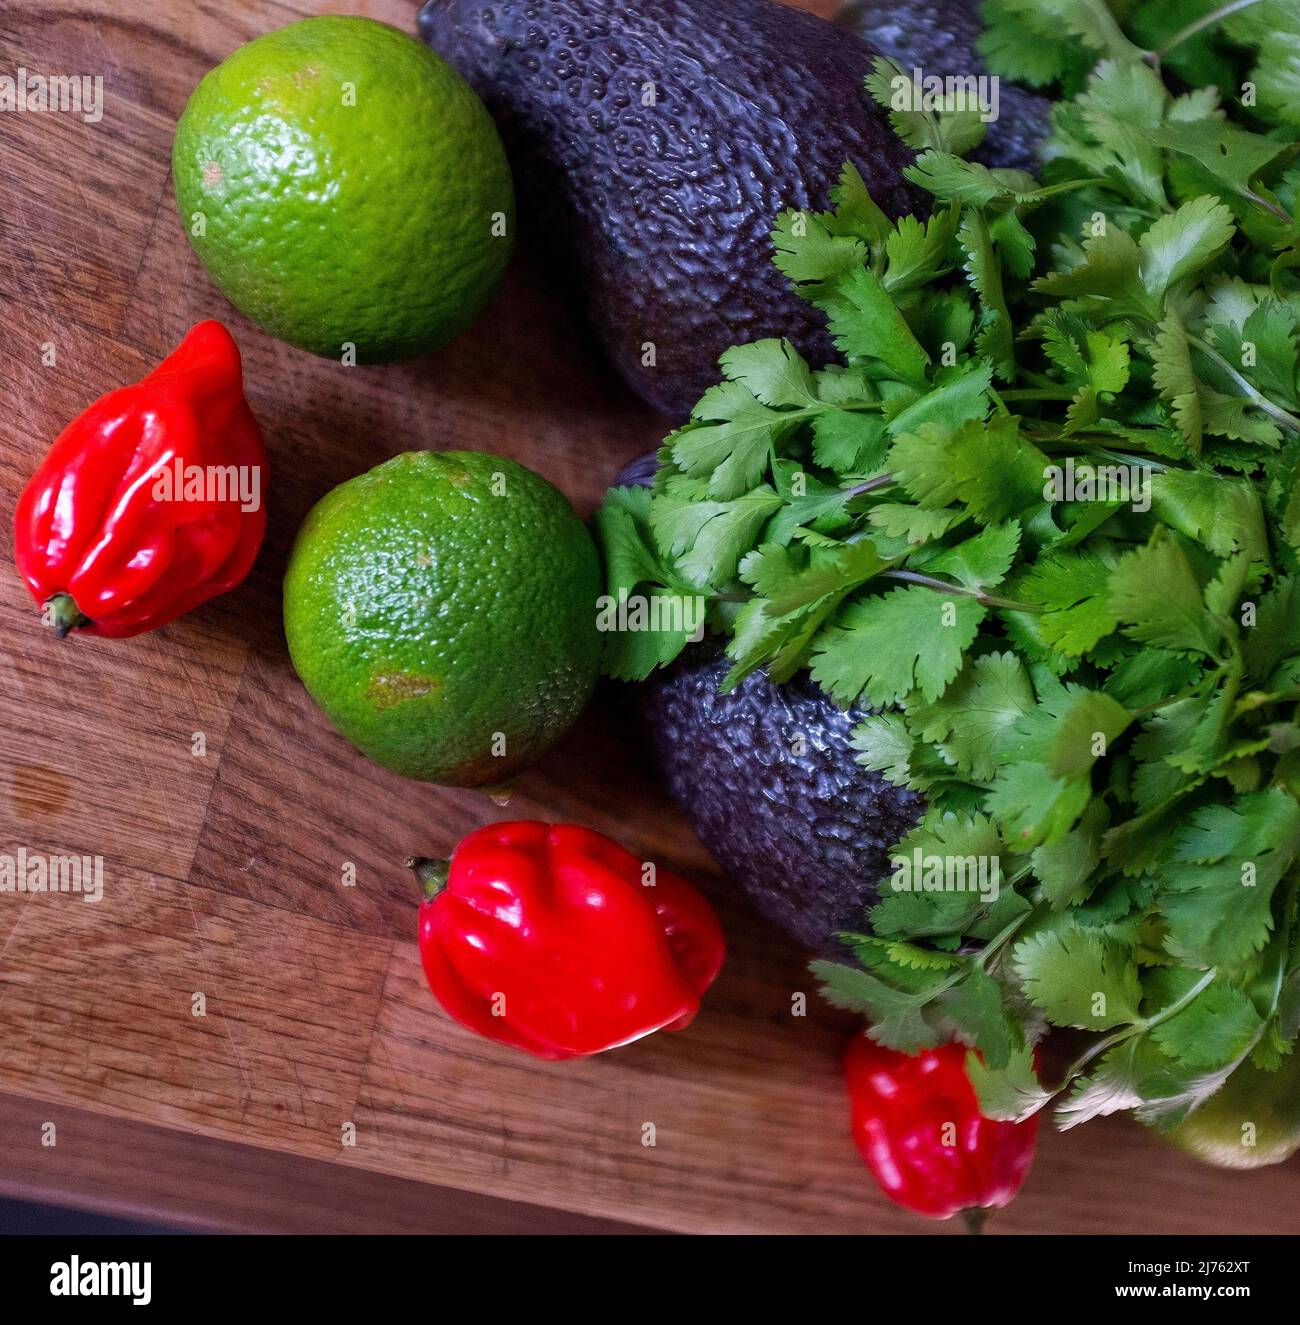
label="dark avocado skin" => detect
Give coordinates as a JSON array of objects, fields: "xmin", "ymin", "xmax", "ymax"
[
  {"xmin": 417, "ymin": 0, "xmax": 922, "ymax": 419},
  {"xmin": 639, "ymin": 641, "xmax": 924, "ymax": 953},
  {"xmin": 835, "ymin": 0, "xmax": 1050, "ymax": 173}
]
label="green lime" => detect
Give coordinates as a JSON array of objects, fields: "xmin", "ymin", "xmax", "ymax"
[
  {"xmin": 1164, "ymin": 1052, "xmax": 1300, "ymax": 1170},
  {"xmin": 172, "ymin": 16, "xmax": 514, "ymax": 361},
  {"xmin": 283, "ymin": 451, "xmax": 601, "ymax": 787}
]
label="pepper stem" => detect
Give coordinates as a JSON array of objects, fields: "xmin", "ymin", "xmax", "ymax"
[
  {"xmin": 44, "ymin": 593, "xmax": 92, "ymax": 639},
  {"xmin": 407, "ymin": 856, "xmax": 451, "ymax": 902},
  {"xmin": 961, "ymin": 1207, "xmax": 989, "ymax": 1236}
]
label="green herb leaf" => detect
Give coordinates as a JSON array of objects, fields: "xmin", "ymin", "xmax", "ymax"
[
  {"xmin": 810, "ymin": 586, "xmax": 986, "ymax": 707},
  {"xmin": 1013, "ymin": 924, "xmax": 1143, "ymax": 1029}
]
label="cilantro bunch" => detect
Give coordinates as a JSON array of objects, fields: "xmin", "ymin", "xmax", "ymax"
[{"xmin": 596, "ymin": 0, "xmax": 1300, "ymax": 1133}]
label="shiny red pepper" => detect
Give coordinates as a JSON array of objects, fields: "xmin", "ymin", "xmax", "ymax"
[
  {"xmin": 412, "ymin": 821, "xmax": 726, "ymax": 1060},
  {"xmin": 844, "ymin": 1036, "xmax": 1039, "ymax": 1225},
  {"xmin": 14, "ymin": 321, "xmax": 268, "ymax": 639}
]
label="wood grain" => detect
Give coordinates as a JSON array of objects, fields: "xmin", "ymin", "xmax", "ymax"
[
  {"xmin": 0, "ymin": 1089, "xmax": 655, "ymax": 1233},
  {"xmin": 0, "ymin": 0, "xmax": 1297, "ymax": 1235}
]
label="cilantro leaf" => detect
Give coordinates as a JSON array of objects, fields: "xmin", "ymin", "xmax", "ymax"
[
  {"xmin": 906, "ymin": 151, "xmax": 1042, "ymax": 208},
  {"xmin": 883, "ymin": 205, "xmax": 961, "ymax": 297},
  {"xmin": 1140, "ymin": 196, "xmax": 1236, "ymax": 301},
  {"xmin": 812, "ymin": 963, "xmax": 945, "ymax": 1051},
  {"xmin": 1147, "ymin": 971, "xmax": 1263, "ymax": 1070},
  {"xmin": 1108, "ymin": 537, "xmax": 1223, "ymax": 656},
  {"xmin": 884, "ymin": 360, "xmax": 994, "ymax": 436},
  {"xmin": 960, "ymin": 210, "xmax": 1015, "ymax": 379},
  {"xmin": 939, "ymin": 966, "xmax": 1021, "ymax": 1070},
  {"xmin": 594, "ymin": 486, "xmax": 699, "ymax": 680},
  {"xmin": 908, "ymin": 651, "xmax": 1034, "ymax": 781},
  {"xmin": 967, "ymin": 1042, "xmax": 1053, "ymax": 1122},
  {"xmin": 913, "ymin": 521, "xmax": 1021, "ymax": 591},
  {"xmin": 852, "ymin": 712, "xmax": 921, "ymax": 790},
  {"xmin": 593, "ymin": 30, "xmax": 1300, "ymax": 1137},
  {"xmin": 1034, "ymin": 225, "xmax": 1159, "ymax": 322},
  {"xmin": 1020, "ymin": 549, "xmax": 1118, "ymax": 655},
  {"xmin": 1056, "ymin": 1035, "xmax": 1153, "ymax": 1129},
  {"xmin": 651, "ymin": 484, "xmax": 783, "ymax": 587},
  {"xmin": 1162, "ymin": 789, "xmax": 1300, "ymax": 966},
  {"xmin": 1012, "ymin": 924, "xmax": 1143, "ymax": 1030},
  {"xmin": 888, "ymin": 415, "xmax": 1050, "ymax": 523},
  {"xmin": 810, "ymin": 408, "xmax": 890, "ymax": 474},
  {"xmin": 810, "ymin": 586, "xmax": 985, "ymax": 707},
  {"xmin": 869, "ymin": 811, "xmax": 1007, "ymax": 941},
  {"xmin": 772, "ymin": 211, "xmax": 866, "ymax": 304},
  {"xmin": 825, "ymin": 266, "xmax": 931, "ymax": 386},
  {"xmin": 717, "ymin": 339, "xmax": 817, "ymax": 408}
]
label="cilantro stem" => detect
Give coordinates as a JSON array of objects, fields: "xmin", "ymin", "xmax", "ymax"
[
  {"xmin": 1023, "ymin": 432, "xmax": 1174, "ymax": 468},
  {"xmin": 1060, "ymin": 967, "xmax": 1219, "ymax": 1085},
  {"xmin": 1130, "ymin": 667, "xmax": 1224, "ymax": 718},
  {"xmin": 973, "ymin": 905, "xmax": 1035, "ymax": 972},
  {"xmin": 880, "ymin": 569, "xmax": 1046, "ymax": 614},
  {"xmin": 706, "ymin": 566, "xmax": 1047, "ymax": 617},
  {"xmin": 1154, "ymin": 0, "xmax": 1264, "ymax": 60},
  {"xmin": 1079, "ymin": 889, "xmax": 1300, "ymax": 1119},
  {"xmin": 1139, "ymin": 967, "xmax": 1220, "ymax": 1031},
  {"xmin": 1091, "ymin": 447, "xmax": 1170, "ymax": 471},
  {"xmin": 843, "ymin": 474, "xmax": 896, "ymax": 498},
  {"xmin": 1076, "ymin": 445, "xmax": 1171, "ymax": 471},
  {"xmin": 1036, "ymin": 177, "xmax": 1110, "ymax": 200},
  {"xmin": 1240, "ymin": 188, "xmax": 1294, "ymax": 227},
  {"xmin": 1188, "ymin": 335, "xmax": 1300, "ymax": 433},
  {"xmin": 1000, "ymin": 388, "xmax": 1079, "ymax": 403}
]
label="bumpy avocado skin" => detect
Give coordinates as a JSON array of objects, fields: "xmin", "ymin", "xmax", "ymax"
[
  {"xmin": 835, "ymin": 0, "xmax": 1050, "ymax": 173},
  {"xmin": 639, "ymin": 643, "xmax": 924, "ymax": 953},
  {"xmin": 417, "ymin": 0, "xmax": 921, "ymax": 419}
]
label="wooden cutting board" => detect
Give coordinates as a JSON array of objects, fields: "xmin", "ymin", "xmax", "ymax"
[{"xmin": 0, "ymin": 0, "xmax": 1296, "ymax": 1235}]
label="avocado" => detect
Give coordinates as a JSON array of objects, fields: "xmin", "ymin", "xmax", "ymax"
[
  {"xmin": 639, "ymin": 641, "xmax": 924, "ymax": 953},
  {"xmin": 417, "ymin": 0, "xmax": 921, "ymax": 418},
  {"xmin": 835, "ymin": 0, "xmax": 1050, "ymax": 173}
]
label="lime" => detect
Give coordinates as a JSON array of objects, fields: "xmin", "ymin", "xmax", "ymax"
[
  {"xmin": 283, "ymin": 451, "xmax": 601, "ymax": 787},
  {"xmin": 1165, "ymin": 1052, "xmax": 1300, "ymax": 1170},
  {"xmin": 172, "ymin": 16, "xmax": 514, "ymax": 361}
]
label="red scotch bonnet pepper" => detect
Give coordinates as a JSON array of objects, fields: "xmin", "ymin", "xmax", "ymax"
[
  {"xmin": 845, "ymin": 1036, "xmax": 1039, "ymax": 1226},
  {"xmin": 411, "ymin": 821, "xmax": 726, "ymax": 1060},
  {"xmin": 14, "ymin": 320, "xmax": 267, "ymax": 638}
]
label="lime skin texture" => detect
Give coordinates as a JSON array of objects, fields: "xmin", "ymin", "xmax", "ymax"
[
  {"xmin": 283, "ymin": 450, "xmax": 603, "ymax": 788},
  {"xmin": 173, "ymin": 16, "xmax": 515, "ymax": 362}
]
